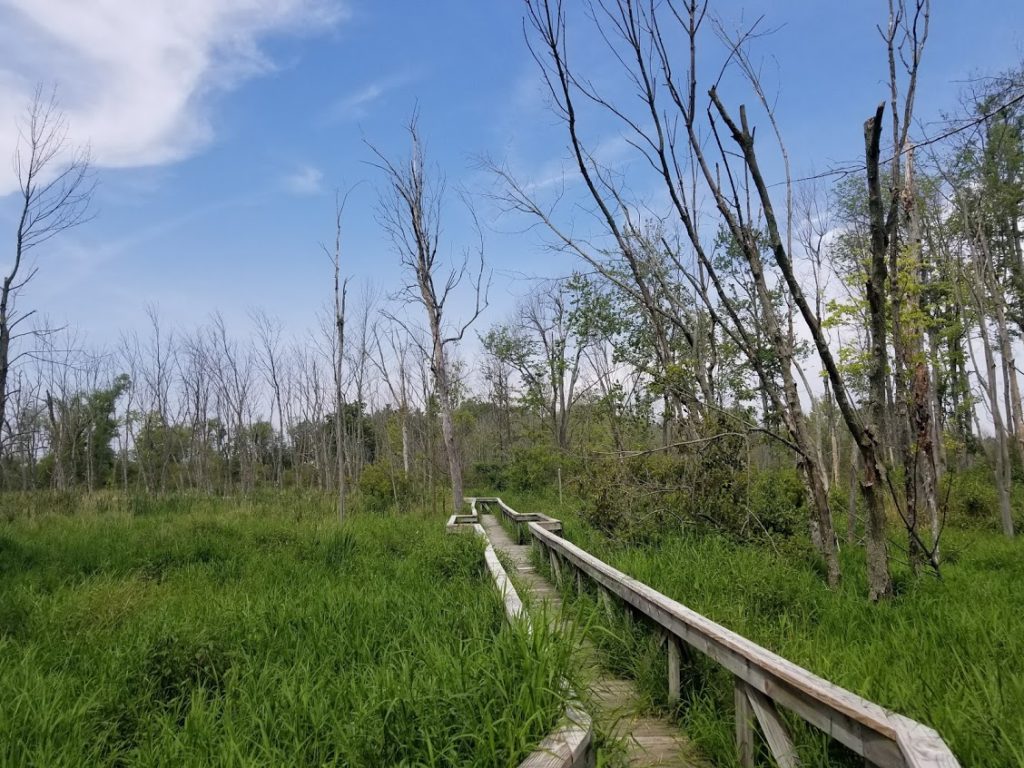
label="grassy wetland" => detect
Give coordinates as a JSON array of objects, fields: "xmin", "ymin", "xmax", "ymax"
[
  {"xmin": 2, "ymin": 2, "xmax": 1024, "ymax": 766},
  {"xmin": 498, "ymin": 490, "xmax": 1024, "ymax": 768},
  {"xmin": 0, "ymin": 493, "xmax": 573, "ymax": 767}
]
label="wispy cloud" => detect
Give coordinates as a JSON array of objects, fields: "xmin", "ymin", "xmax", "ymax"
[
  {"xmin": 15, "ymin": 189, "xmax": 265, "ymax": 302},
  {"xmin": 325, "ymin": 71, "xmax": 416, "ymax": 122},
  {"xmin": 512, "ymin": 133, "xmax": 634, "ymax": 194},
  {"xmin": 0, "ymin": 0, "xmax": 349, "ymax": 195},
  {"xmin": 283, "ymin": 163, "xmax": 324, "ymax": 195}
]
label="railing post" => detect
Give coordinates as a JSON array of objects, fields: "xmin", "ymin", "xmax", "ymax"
[
  {"xmin": 548, "ymin": 548, "xmax": 562, "ymax": 584},
  {"xmin": 745, "ymin": 685, "xmax": 800, "ymax": 768},
  {"xmin": 735, "ymin": 677, "xmax": 755, "ymax": 768},
  {"xmin": 667, "ymin": 634, "xmax": 682, "ymax": 704}
]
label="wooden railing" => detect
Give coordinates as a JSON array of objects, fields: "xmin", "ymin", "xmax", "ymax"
[
  {"xmin": 480, "ymin": 498, "xmax": 562, "ymax": 542},
  {"xmin": 477, "ymin": 498, "xmax": 959, "ymax": 768},
  {"xmin": 447, "ymin": 499, "xmax": 594, "ymax": 768}
]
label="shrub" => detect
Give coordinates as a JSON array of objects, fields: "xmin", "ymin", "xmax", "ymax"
[
  {"xmin": 504, "ymin": 445, "xmax": 562, "ymax": 491},
  {"xmin": 356, "ymin": 462, "xmax": 410, "ymax": 513},
  {"xmin": 469, "ymin": 461, "xmax": 507, "ymax": 490},
  {"xmin": 573, "ymin": 434, "xmax": 753, "ymax": 541},
  {"xmin": 747, "ymin": 468, "xmax": 805, "ymax": 536},
  {"xmin": 944, "ymin": 464, "xmax": 1000, "ymax": 525}
]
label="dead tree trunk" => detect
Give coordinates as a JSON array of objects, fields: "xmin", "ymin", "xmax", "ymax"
[
  {"xmin": 323, "ymin": 196, "xmax": 351, "ymax": 522},
  {"xmin": 2, "ymin": 87, "xmax": 92, "ymax": 478},
  {"xmin": 371, "ymin": 115, "xmax": 488, "ymax": 514}
]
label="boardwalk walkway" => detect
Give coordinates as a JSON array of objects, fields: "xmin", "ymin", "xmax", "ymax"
[{"xmin": 479, "ymin": 513, "xmax": 702, "ymax": 768}]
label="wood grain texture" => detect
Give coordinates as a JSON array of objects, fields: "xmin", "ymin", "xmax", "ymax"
[
  {"xmin": 475, "ymin": 498, "xmax": 962, "ymax": 768},
  {"xmin": 453, "ymin": 500, "xmax": 594, "ymax": 768},
  {"xmin": 745, "ymin": 683, "xmax": 800, "ymax": 768},
  {"xmin": 735, "ymin": 678, "xmax": 755, "ymax": 768},
  {"xmin": 480, "ymin": 511, "xmax": 701, "ymax": 767},
  {"xmin": 667, "ymin": 635, "xmax": 682, "ymax": 704}
]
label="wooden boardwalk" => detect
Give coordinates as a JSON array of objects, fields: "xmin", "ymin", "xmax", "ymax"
[{"xmin": 480, "ymin": 513, "xmax": 702, "ymax": 768}]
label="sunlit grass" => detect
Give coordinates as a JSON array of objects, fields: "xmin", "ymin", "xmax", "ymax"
[
  {"xmin": 0, "ymin": 492, "xmax": 573, "ymax": 766},
  {"xmin": 499, "ymin": 489, "xmax": 1024, "ymax": 768}
]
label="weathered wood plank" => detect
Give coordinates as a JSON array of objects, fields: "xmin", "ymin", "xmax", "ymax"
[
  {"xmin": 735, "ymin": 677, "xmax": 755, "ymax": 768},
  {"xmin": 503, "ymin": 504, "xmax": 960, "ymax": 768},
  {"xmin": 478, "ymin": 513, "xmax": 694, "ymax": 768},
  {"xmin": 450, "ymin": 510, "xmax": 595, "ymax": 768},
  {"xmin": 549, "ymin": 549, "xmax": 563, "ymax": 584},
  {"xmin": 667, "ymin": 634, "xmax": 682, "ymax": 705},
  {"xmin": 519, "ymin": 705, "xmax": 594, "ymax": 768},
  {"xmin": 893, "ymin": 717, "xmax": 960, "ymax": 768},
  {"xmin": 746, "ymin": 683, "xmax": 800, "ymax": 768}
]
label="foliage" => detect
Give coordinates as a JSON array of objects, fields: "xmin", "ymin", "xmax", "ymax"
[
  {"xmin": 746, "ymin": 467, "xmax": 806, "ymax": 536},
  {"xmin": 355, "ymin": 461, "xmax": 411, "ymax": 513},
  {"xmin": 570, "ymin": 434, "xmax": 804, "ymax": 542},
  {"xmin": 942, "ymin": 461, "xmax": 1013, "ymax": 526},
  {"xmin": 44, "ymin": 374, "xmax": 130, "ymax": 488},
  {"xmin": 469, "ymin": 445, "xmax": 567, "ymax": 493},
  {"xmin": 505, "ymin": 490, "xmax": 1024, "ymax": 768},
  {"xmin": 0, "ymin": 494, "xmax": 573, "ymax": 766}
]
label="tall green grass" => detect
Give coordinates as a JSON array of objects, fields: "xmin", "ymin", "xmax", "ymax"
[
  {"xmin": 500, "ymin": 490, "xmax": 1024, "ymax": 768},
  {"xmin": 0, "ymin": 493, "xmax": 573, "ymax": 766}
]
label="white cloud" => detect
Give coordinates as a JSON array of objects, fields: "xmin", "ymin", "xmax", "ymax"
[
  {"xmin": 283, "ymin": 163, "xmax": 324, "ymax": 195},
  {"xmin": 514, "ymin": 132, "xmax": 634, "ymax": 194},
  {"xmin": 326, "ymin": 71, "xmax": 415, "ymax": 122},
  {"xmin": 0, "ymin": 0, "xmax": 347, "ymax": 195}
]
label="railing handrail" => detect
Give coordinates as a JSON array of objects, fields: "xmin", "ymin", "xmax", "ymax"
[
  {"xmin": 449, "ymin": 498, "xmax": 594, "ymax": 767},
  {"xmin": 481, "ymin": 497, "xmax": 958, "ymax": 768}
]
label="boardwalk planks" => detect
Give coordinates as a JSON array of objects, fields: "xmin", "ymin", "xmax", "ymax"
[
  {"xmin": 449, "ymin": 500, "xmax": 594, "ymax": 768},
  {"xmin": 479, "ymin": 497, "xmax": 961, "ymax": 768}
]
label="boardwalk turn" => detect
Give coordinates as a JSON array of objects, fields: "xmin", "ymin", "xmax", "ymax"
[{"xmin": 479, "ymin": 513, "xmax": 702, "ymax": 768}]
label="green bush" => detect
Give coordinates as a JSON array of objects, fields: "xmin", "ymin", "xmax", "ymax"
[
  {"xmin": 469, "ymin": 461, "xmax": 506, "ymax": 490},
  {"xmin": 944, "ymin": 464, "xmax": 1000, "ymax": 525},
  {"xmin": 504, "ymin": 445, "xmax": 562, "ymax": 491},
  {"xmin": 747, "ymin": 467, "xmax": 805, "ymax": 536},
  {"xmin": 572, "ymin": 434, "xmax": 754, "ymax": 541},
  {"xmin": 356, "ymin": 462, "xmax": 410, "ymax": 513}
]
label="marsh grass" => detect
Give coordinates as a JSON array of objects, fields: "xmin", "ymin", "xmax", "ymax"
[
  {"xmin": 0, "ymin": 492, "xmax": 573, "ymax": 766},
  {"xmin": 489, "ymin": 518, "xmax": 632, "ymax": 768},
  {"xmin": 499, "ymin": 490, "xmax": 1024, "ymax": 768}
]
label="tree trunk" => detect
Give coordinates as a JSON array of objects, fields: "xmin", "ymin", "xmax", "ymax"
[
  {"xmin": 993, "ymin": 290, "xmax": 1024, "ymax": 468},
  {"xmin": 431, "ymin": 331, "xmax": 463, "ymax": 514},
  {"xmin": 848, "ymin": 452, "xmax": 859, "ymax": 544},
  {"xmin": 400, "ymin": 406, "xmax": 411, "ymax": 476},
  {"xmin": 978, "ymin": 307, "xmax": 1015, "ymax": 537}
]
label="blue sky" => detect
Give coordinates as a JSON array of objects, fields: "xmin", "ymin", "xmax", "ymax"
[{"xmin": 1, "ymin": 0, "xmax": 1022, "ymax": 349}]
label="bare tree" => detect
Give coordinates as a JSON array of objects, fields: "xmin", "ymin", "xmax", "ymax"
[
  {"xmin": 136, "ymin": 306, "xmax": 176, "ymax": 493},
  {"xmin": 507, "ymin": 0, "xmax": 843, "ymax": 586},
  {"xmin": 322, "ymin": 194, "xmax": 351, "ymax": 520},
  {"xmin": 347, "ymin": 285, "xmax": 378, "ymax": 480},
  {"xmin": 251, "ymin": 308, "xmax": 288, "ymax": 487},
  {"xmin": 370, "ymin": 114, "xmax": 489, "ymax": 514},
  {"xmin": 509, "ymin": 0, "xmax": 935, "ymax": 596},
  {"xmin": 207, "ymin": 313, "xmax": 254, "ymax": 491},
  {"xmin": 116, "ymin": 331, "xmax": 142, "ymax": 491},
  {"xmin": 372, "ymin": 319, "xmax": 415, "ymax": 475},
  {"xmin": 1, "ymin": 86, "xmax": 93, "ymax": 474}
]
